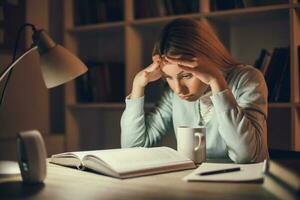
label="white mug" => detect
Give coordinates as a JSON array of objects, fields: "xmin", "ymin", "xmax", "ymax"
[{"xmin": 177, "ymin": 126, "xmax": 206, "ymax": 164}]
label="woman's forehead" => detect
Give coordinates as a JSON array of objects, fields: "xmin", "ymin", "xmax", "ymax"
[{"xmin": 161, "ymin": 63, "xmax": 183, "ymax": 76}]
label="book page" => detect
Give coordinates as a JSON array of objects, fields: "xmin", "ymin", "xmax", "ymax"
[
  {"xmin": 52, "ymin": 150, "xmax": 104, "ymax": 160},
  {"xmin": 84, "ymin": 147, "xmax": 193, "ymax": 173},
  {"xmin": 50, "ymin": 150, "xmax": 111, "ymax": 169}
]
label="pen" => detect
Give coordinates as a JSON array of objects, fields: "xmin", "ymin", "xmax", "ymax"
[{"xmin": 198, "ymin": 167, "xmax": 241, "ymax": 176}]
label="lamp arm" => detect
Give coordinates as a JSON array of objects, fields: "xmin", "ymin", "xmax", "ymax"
[{"xmin": 0, "ymin": 46, "xmax": 38, "ymax": 82}]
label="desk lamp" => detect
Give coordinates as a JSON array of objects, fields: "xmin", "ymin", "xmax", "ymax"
[
  {"xmin": 0, "ymin": 23, "xmax": 87, "ymax": 184},
  {"xmin": 0, "ymin": 23, "xmax": 87, "ymax": 88}
]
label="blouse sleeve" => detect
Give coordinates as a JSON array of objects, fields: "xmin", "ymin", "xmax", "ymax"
[
  {"xmin": 121, "ymin": 88, "xmax": 173, "ymax": 148},
  {"xmin": 210, "ymin": 67, "xmax": 269, "ymax": 163}
]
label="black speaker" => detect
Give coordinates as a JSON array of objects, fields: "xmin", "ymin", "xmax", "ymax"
[{"xmin": 17, "ymin": 130, "xmax": 47, "ymax": 184}]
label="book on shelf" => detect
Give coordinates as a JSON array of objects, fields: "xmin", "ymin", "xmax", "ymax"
[
  {"xmin": 105, "ymin": 0, "xmax": 124, "ymax": 22},
  {"xmin": 0, "ymin": 0, "xmax": 26, "ymax": 51},
  {"xmin": 254, "ymin": 48, "xmax": 272, "ymax": 75},
  {"xmin": 261, "ymin": 50, "xmax": 272, "ymax": 76},
  {"xmin": 156, "ymin": 0, "xmax": 167, "ymax": 17},
  {"xmin": 134, "ymin": 0, "xmax": 199, "ymax": 19},
  {"xmin": 264, "ymin": 47, "xmax": 279, "ymax": 89},
  {"xmin": 263, "ymin": 158, "xmax": 300, "ymax": 200},
  {"xmin": 210, "ymin": 0, "xmax": 244, "ymax": 11},
  {"xmin": 164, "ymin": 0, "xmax": 174, "ymax": 15},
  {"xmin": 171, "ymin": 0, "xmax": 196, "ymax": 15},
  {"xmin": 255, "ymin": 47, "xmax": 290, "ymax": 103},
  {"xmin": 242, "ymin": 0, "xmax": 255, "ymax": 7},
  {"xmin": 267, "ymin": 47, "xmax": 290, "ymax": 102},
  {"xmin": 75, "ymin": 60, "xmax": 125, "ymax": 103},
  {"xmin": 210, "ymin": 0, "xmax": 288, "ymax": 11},
  {"xmin": 50, "ymin": 146, "xmax": 196, "ymax": 179},
  {"xmin": 73, "ymin": 0, "xmax": 124, "ymax": 26},
  {"xmin": 135, "ymin": 0, "xmax": 149, "ymax": 19},
  {"xmin": 253, "ymin": 0, "xmax": 288, "ymax": 7},
  {"xmin": 273, "ymin": 49, "xmax": 290, "ymax": 102},
  {"xmin": 199, "ymin": 0, "xmax": 211, "ymax": 13},
  {"xmin": 75, "ymin": 70, "xmax": 93, "ymax": 103}
]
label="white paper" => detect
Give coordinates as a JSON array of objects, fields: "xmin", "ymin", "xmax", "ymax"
[{"xmin": 183, "ymin": 161, "xmax": 266, "ymax": 182}]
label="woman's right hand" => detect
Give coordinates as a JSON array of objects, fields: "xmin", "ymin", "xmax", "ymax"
[
  {"xmin": 133, "ymin": 55, "xmax": 162, "ymax": 88},
  {"xmin": 130, "ymin": 55, "xmax": 162, "ymax": 99}
]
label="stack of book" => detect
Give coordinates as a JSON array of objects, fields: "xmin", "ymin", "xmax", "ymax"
[{"xmin": 263, "ymin": 158, "xmax": 300, "ymax": 200}]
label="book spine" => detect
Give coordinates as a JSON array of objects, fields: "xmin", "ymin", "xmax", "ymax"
[
  {"xmin": 254, "ymin": 48, "xmax": 267, "ymax": 70},
  {"xmin": 269, "ymin": 48, "xmax": 290, "ymax": 102},
  {"xmin": 264, "ymin": 48, "xmax": 280, "ymax": 102},
  {"xmin": 268, "ymin": 160, "xmax": 300, "ymax": 191},
  {"xmin": 263, "ymin": 172, "xmax": 299, "ymax": 200},
  {"xmin": 273, "ymin": 48, "xmax": 290, "ymax": 102},
  {"xmin": 261, "ymin": 50, "xmax": 272, "ymax": 76}
]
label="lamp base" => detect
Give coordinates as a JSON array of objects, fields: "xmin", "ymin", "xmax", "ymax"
[{"xmin": 17, "ymin": 130, "xmax": 47, "ymax": 184}]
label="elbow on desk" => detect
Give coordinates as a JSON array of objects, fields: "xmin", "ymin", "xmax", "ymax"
[
  {"xmin": 229, "ymin": 151, "xmax": 252, "ymax": 164},
  {"xmin": 228, "ymin": 143, "xmax": 268, "ymax": 164},
  {"xmin": 121, "ymin": 135, "xmax": 147, "ymax": 148}
]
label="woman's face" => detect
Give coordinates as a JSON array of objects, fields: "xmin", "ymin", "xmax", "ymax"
[{"xmin": 160, "ymin": 57, "xmax": 208, "ymax": 101}]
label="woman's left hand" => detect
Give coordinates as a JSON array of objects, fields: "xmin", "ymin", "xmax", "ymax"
[
  {"xmin": 165, "ymin": 56, "xmax": 228, "ymax": 93},
  {"xmin": 165, "ymin": 56, "xmax": 222, "ymax": 84}
]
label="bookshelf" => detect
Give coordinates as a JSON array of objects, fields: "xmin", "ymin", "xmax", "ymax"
[{"xmin": 62, "ymin": 0, "xmax": 300, "ymax": 152}]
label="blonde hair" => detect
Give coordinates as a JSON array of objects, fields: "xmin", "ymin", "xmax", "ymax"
[{"xmin": 153, "ymin": 18, "xmax": 239, "ymax": 70}]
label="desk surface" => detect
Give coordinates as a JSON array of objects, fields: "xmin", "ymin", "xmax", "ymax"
[{"xmin": 0, "ymin": 162, "xmax": 276, "ymax": 200}]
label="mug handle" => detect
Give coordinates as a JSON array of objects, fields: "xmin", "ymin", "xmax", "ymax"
[{"xmin": 194, "ymin": 132, "xmax": 203, "ymax": 151}]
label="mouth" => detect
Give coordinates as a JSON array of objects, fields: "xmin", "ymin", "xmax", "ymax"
[{"xmin": 180, "ymin": 94, "xmax": 193, "ymax": 100}]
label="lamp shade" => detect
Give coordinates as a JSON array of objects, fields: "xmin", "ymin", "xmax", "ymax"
[
  {"xmin": 31, "ymin": 29, "xmax": 87, "ymax": 88},
  {"xmin": 40, "ymin": 44, "xmax": 87, "ymax": 88},
  {"xmin": 0, "ymin": 28, "xmax": 87, "ymax": 89}
]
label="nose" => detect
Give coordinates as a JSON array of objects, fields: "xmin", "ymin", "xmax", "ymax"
[{"xmin": 174, "ymin": 80, "xmax": 186, "ymax": 95}]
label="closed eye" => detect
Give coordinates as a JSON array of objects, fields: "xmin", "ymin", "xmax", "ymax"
[
  {"xmin": 181, "ymin": 73, "xmax": 193, "ymax": 79},
  {"xmin": 162, "ymin": 74, "xmax": 172, "ymax": 80}
]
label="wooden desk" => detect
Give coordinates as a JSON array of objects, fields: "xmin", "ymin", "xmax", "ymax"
[{"xmin": 0, "ymin": 162, "xmax": 276, "ymax": 200}]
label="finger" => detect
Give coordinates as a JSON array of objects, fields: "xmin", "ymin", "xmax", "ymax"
[
  {"xmin": 152, "ymin": 54, "xmax": 161, "ymax": 63},
  {"xmin": 143, "ymin": 71, "xmax": 148, "ymax": 77},
  {"xmin": 147, "ymin": 62, "xmax": 160, "ymax": 71},
  {"xmin": 161, "ymin": 57, "xmax": 171, "ymax": 65},
  {"xmin": 165, "ymin": 57, "xmax": 197, "ymax": 68}
]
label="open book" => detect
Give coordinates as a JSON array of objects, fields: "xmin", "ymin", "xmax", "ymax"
[{"xmin": 50, "ymin": 146, "xmax": 196, "ymax": 179}]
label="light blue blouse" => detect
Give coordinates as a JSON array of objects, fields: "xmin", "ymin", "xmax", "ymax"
[{"xmin": 120, "ymin": 65, "xmax": 269, "ymax": 163}]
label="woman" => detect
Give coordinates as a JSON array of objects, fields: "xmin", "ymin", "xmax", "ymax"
[{"xmin": 121, "ymin": 18, "xmax": 269, "ymax": 163}]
